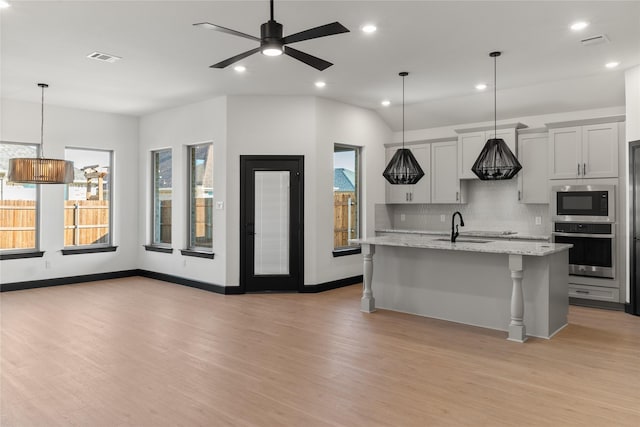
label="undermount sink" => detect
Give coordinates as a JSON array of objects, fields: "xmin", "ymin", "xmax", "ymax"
[{"xmin": 434, "ymin": 238, "xmax": 492, "ymax": 244}]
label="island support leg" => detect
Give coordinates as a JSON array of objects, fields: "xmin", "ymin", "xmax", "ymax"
[
  {"xmin": 508, "ymin": 254, "xmax": 527, "ymax": 342},
  {"xmin": 361, "ymin": 244, "xmax": 376, "ymax": 313}
]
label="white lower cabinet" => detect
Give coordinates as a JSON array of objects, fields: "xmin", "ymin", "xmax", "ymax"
[
  {"xmin": 517, "ymin": 132, "xmax": 548, "ymax": 203},
  {"xmin": 568, "ymin": 283, "xmax": 620, "ymax": 302},
  {"xmin": 385, "ymin": 145, "xmax": 430, "ymax": 204}
]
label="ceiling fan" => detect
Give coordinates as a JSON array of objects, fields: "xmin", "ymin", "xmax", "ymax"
[{"xmin": 194, "ymin": 0, "xmax": 349, "ymax": 71}]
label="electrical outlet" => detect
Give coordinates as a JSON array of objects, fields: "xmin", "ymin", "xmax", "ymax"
[
  {"xmin": 400, "ymin": 214, "xmax": 406, "ymax": 222},
  {"xmin": 440, "ymin": 215, "xmax": 446, "ymax": 222},
  {"xmin": 535, "ymin": 216, "xmax": 542, "ymax": 225},
  {"xmin": 215, "ymin": 201, "xmax": 224, "ymax": 210}
]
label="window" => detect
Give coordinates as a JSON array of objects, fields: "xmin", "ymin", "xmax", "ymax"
[
  {"xmin": 0, "ymin": 142, "xmax": 39, "ymax": 253},
  {"xmin": 151, "ymin": 149, "xmax": 172, "ymax": 247},
  {"xmin": 64, "ymin": 148, "xmax": 112, "ymax": 247},
  {"xmin": 333, "ymin": 144, "xmax": 360, "ymax": 252},
  {"xmin": 188, "ymin": 143, "xmax": 213, "ymax": 252}
]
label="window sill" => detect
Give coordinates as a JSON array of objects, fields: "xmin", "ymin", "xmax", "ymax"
[
  {"xmin": 62, "ymin": 246, "xmax": 118, "ymax": 255},
  {"xmin": 332, "ymin": 247, "xmax": 361, "ymax": 257},
  {"xmin": 180, "ymin": 249, "xmax": 215, "ymax": 259},
  {"xmin": 0, "ymin": 251, "xmax": 45, "ymax": 261},
  {"xmin": 144, "ymin": 245, "xmax": 173, "ymax": 254}
]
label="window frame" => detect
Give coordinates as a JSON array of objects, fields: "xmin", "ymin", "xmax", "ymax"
[
  {"xmin": 186, "ymin": 142, "xmax": 214, "ymax": 254},
  {"xmin": 63, "ymin": 147, "xmax": 114, "ymax": 250},
  {"xmin": 332, "ymin": 143, "xmax": 362, "ymax": 255},
  {"xmin": 150, "ymin": 148, "xmax": 172, "ymax": 249},
  {"xmin": 0, "ymin": 140, "xmax": 42, "ymax": 257}
]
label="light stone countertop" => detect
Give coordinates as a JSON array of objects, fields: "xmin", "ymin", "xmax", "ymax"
[
  {"xmin": 375, "ymin": 229, "xmax": 551, "ymax": 241},
  {"xmin": 352, "ymin": 234, "xmax": 571, "ymax": 257}
]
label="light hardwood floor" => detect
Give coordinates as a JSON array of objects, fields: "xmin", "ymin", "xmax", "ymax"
[{"xmin": 1, "ymin": 277, "xmax": 639, "ymax": 426}]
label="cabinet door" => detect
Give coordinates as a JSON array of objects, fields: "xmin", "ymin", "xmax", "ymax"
[
  {"xmin": 457, "ymin": 131, "xmax": 485, "ymax": 179},
  {"xmin": 486, "ymin": 128, "xmax": 517, "ymax": 155},
  {"xmin": 517, "ymin": 133, "xmax": 548, "ymax": 203},
  {"xmin": 582, "ymin": 123, "xmax": 618, "ymax": 178},
  {"xmin": 385, "ymin": 146, "xmax": 430, "ymax": 204},
  {"xmin": 549, "ymin": 127, "xmax": 581, "ymax": 179},
  {"xmin": 431, "ymin": 141, "xmax": 461, "ymax": 203}
]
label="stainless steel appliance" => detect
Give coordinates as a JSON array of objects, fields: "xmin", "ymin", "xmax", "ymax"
[
  {"xmin": 552, "ymin": 222, "xmax": 615, "ymax": 279},
  {"xmin": 552, "ymin": 184, "xmax": 615, "ymax": 223}
]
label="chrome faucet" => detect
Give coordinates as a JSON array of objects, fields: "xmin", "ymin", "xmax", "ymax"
[{"xmin": 451, "ymin": 211, "xmax": 465, "ymax": 242}]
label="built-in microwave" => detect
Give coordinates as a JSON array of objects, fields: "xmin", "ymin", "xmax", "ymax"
[{"xmin": 552, "ymin": 185, "xmax": 615, "ymax": 223}]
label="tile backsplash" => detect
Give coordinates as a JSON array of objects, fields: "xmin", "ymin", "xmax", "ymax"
[{"xmin": 376, "ymin": 179, "xmax": 551, "ymax": 235}]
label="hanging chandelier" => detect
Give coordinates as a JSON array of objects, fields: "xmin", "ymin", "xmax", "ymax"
[
  {"xmin": 8, "ymin": 83, "xmax": 74, "ymax": 184},
  {"xmin": 383, "ymin": 72, "xmax": 425, "ymax": 185},
  {"xmin": 471, "ymin": 52, "xmax": 522, "ymax": 180}
]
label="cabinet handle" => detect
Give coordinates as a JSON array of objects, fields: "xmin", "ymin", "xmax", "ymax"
[
  {"xmin": 456, "ymin": 191, "xmax": 459, "ymax": 201},
  {"xmin": 577, "ymin": 163, "xmax": 580, "ymax": 176},
  {"xmin": 405, "ymin": 192, "xmax": 408, "ymax": 202},
  {"xmin": 575, "ymin": 289, "xmax": 590, "ymax": 294},
  {"xmin": 518, "ymin": 190, "xmax": 521, "ymax": 201},
  {"xmin": 583, "ymin": 163, "xmax": 586, "ymax": 176}
]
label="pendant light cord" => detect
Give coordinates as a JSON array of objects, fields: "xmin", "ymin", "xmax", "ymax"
[
  {"xmin": 40, "ymin": 84, "xmax": 45, "ymax": 158},
  {"xmin": 494, "ymin": 54, "xmax": 497, "ymax": 137},
  {"xmin": 402, "ymin": 74, "xmax": 405, "ymax": 149}
]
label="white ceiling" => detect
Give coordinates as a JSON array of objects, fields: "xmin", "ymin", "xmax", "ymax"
[{"xmin": 1, "ymin": 1, "xmax": 639, "ymax": 131}]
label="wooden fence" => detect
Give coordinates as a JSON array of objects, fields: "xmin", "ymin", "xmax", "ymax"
[
  {"xmin": 64, "ymin": 200, "xmax": 110, "ymax": 246},
  {"xmin": 155, "ymin": 199, "xmax": 212, "ymax": 246},
  {"xmin": 0, "ymin": 200, "xmax": 36, "ymax": 249},
  {"xmin": 334, "ymin": 192, "xmax": 357, "ymax": 249}
]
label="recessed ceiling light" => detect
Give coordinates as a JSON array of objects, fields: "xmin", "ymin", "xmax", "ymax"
[
  {"xmin": 361, "ymin": 24, "xmax": 377, "ymax": 34},
  {"xmin": 315, "ymin": 81, "xmax": 326, "ymax": 88},
  {"xmin": 234, "ymin": 65, "xmax": 246, "ymax": 73},
  {"xmin": 381, "ymin": 100, "xmax": 391, "ymax": 107},
  {"xmin": 0, "ymin": 1, "xmax": 10, "ymax": 9},
  {"xmin": 605, "ymin": 61, "xmax": 620, "ymax": 69},
  {"xmin": 570, "ymin": 21, "xmax": 589, "ymax": 31},
  {"xmin": 475, "ymin": 83, "xmax": 487, "ymax": 91}
]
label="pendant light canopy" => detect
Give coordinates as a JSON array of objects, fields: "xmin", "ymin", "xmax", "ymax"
[
  {"xmin": 383, "ymin": 72, "xmax": 425, "ymax": 185},
  {"xmin": 8, "ymin": 83, "xmax": 74, "ymax": 184},
  {"xmin": 471, "ymin": 52, "xmax": 522, "ymax": 181}
]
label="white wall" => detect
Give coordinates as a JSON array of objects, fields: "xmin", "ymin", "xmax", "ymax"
[
  {"xmin": 315, "ymin": 97, "xmax": 390, "ymax": 283},
  {"xmin": 137, "ymin": 97, "xmax": 227, "ymax": 285},
  {"xmin": 0, "ymin": 99, "xmax": 139, "ymax": 283}
]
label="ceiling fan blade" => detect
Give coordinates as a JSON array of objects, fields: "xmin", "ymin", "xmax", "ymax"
[
  {"xmin": 284, "ymin": 46, "xmax": 333, "ymax": 71},
  {"xmin": 210, "ymin": 47, "xmax": 261, "ymax": 68},
  {"xmin": 282, "ymin": 22, "xmax": 349, "ymax": 45},
  {"xmin": 193, "ymin": 22, "xmax": 260, "ymax": 42}
]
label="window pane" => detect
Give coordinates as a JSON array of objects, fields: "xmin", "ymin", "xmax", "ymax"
[
  {"xmin": 333, "ymin": 145, "xmax": 359, "ymax": 249},
  {"xmin": 189, "ymin": 143, "xmax": 213, "ymax": 250},
  {"xmin": 0, "ymin": 142, "xmax": 38, "ymax": 251},
  {"xmin": 152, "ymin": 149, "xmax": 172, "ymax": 245},
  {"xmin": 254, "ymin": 171, "xmax": 289, "ymax": 275},
  {"xmin": 64, "ymin": 148, "xmax": 112, "ymax": 247}
]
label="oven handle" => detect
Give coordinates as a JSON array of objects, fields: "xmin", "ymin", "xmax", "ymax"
[{"xmin": 552, "ymin": 232, "xmax": 615, "ymax": 239}]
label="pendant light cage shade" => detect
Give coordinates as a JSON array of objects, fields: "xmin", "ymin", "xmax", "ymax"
[
  {"xmin": 383, "ymin": 71, "xmax": 426, "ymax": 185},
  {"xmin": 471, "ymin": 51, "xmax": 522, "ymax": 181},
  {"xmin": 383, "ymin": 148, "xmax": 425, "ymax": 185},
  {"xmin": 8, "ymin": 158, "xmax": 74, "ymax": 184},
  {"xmin": 471, "ymin": 138, "xmax": 522, "ymax": 180}
]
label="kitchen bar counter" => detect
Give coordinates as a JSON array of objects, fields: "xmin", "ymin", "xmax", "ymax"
[
  {"xmin": 350, "ymin": 235, "xmax": 571, "ymax": 342},
  {"xmin": 375, "ymin": 228, "xmax": 551, "ymax": 241}
]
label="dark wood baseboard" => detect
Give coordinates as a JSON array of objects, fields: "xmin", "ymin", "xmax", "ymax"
[
  {"xmin": 300, "ymin": 275, "xmax": 363, "ymax": 293},
  {"xmin": 1, "ymin": 269, "xmax": 361, "ymax": 296},
  {"xmin": 0, "ymin": 269, "xmax": 140, "ymax": 292},
  {"xmin": 137, "ymin": 270, "xmax": 240, "ymax": 295}
]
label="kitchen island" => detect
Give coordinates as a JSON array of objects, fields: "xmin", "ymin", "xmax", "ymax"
[{"xmin": 350, "ymin": 234, "xmax": 572, "ymax": 342}]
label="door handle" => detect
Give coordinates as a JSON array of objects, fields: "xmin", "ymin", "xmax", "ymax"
[{"xmin": 246, "ymin": 223, "xmax": 255, "ymax": 236}]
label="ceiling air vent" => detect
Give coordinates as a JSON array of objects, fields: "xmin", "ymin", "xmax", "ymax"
[
  {"xmin": 580, "ymin": 34, "xmax": 610, "ymax": 46},
  {"xmin": 86, "ymin": 52, "xmax": 122, "ymax": 63}
]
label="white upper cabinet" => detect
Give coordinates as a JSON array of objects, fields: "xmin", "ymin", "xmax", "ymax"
[
  {"xmin": 385, "ymin": 145, "xmax": 430, "ymax": 204},
  {"xmin": 431, "ymin": 141, "xmax": 463, "ymax": 204},
  {"xmin": 548, "ymin": 121, "xmax": 619, "ymax": 179},
  {"xmin": 517, "ymin": 132, "xmax": 548, "ymax": 204},
  {"xmin": 456, "ymin": 127, "xmax": 518, "ymax": 179}
]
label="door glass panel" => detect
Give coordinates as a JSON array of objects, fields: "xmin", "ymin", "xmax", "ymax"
[{"xmin": 254, "ymin": 171, "xmax": 290, "ymax": 275}]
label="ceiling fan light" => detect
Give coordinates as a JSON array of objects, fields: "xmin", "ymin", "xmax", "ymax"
[{"xmin": 261, "ymin": 43, "xmax": 283, "ymax": 56}]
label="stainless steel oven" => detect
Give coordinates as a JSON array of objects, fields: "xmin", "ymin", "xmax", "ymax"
[
  {"xmin": 552, "ymin": 185, "xmax": 615, "ymax": 223},
  {"xmin": 552, "ymin": 222, "xmax": 615, "ymax": 279}
]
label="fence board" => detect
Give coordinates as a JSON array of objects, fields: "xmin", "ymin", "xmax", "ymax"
[
  {"xmin": 333, "ymin": 192, "xmax": 357, "ymax": 249},
  {"xmin": 0, "ymin": 201, "xmax": 36, "ymax": 249}
]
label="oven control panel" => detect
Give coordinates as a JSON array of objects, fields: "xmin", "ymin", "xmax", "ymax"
[{"xmin": 554, "ymin": 222, "xmax": 612, "ymax": 234}]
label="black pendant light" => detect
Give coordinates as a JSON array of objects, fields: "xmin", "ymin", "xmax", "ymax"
[
  {"xmin": 471, "ymin": 52, "xmax": 522, "ymax": 181},
  {"xmin": 8, "ymin": 83, "xmax": 74, "ymax": 184},
  {"xmin": 383, "ymin": 72, "xmax": 425, "ymax": 185}
]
